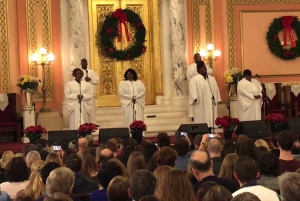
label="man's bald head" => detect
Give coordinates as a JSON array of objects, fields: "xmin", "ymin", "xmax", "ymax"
[
  {"xmin": 78, "ymin": 138, "xmax": 88, "ymax": 150},
  {"xmin": 190, "ymin": 151, "xmax": 211, "ymax": 173},
  {"xmin": 207, "ymin": 138, "xmax": 223, "ymax": 154},
  {"xmin": 99, "ymin": 148, "xmax": 114, "ymax": 164}
]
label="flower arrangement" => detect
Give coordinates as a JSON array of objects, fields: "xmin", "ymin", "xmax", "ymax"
[
  {"xmin": 129, "ymin": 120, "xmax": 147, "ymax": 143},
  {"xmin": 215, "ymin": 116, "xmax": 240, "ymax": 131},
  {"xmin": 78, "ymin": 123, "xmax": 99, "ymax": 138},
  {"xmin": 223, "ymin": 68, "xmax": 243, "ymax": 84},
  {"xmin": 17, "ymin": 75, "xmax": 40, "ymax": 92},
  {"xmin": 265, "ymin": 113, "xmax": 286, "ymax": 132},
  {"xmin": 23, "ymin": 125, "xmax": 47, "ymax": 143}
]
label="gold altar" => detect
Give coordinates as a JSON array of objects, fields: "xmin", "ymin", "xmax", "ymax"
[{"xmin": 88, "ymin": 0, "xmax": 162, "ymax": 107}]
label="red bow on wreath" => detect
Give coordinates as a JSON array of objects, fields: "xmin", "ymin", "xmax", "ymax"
[
  {"xmin": 282, "ymin": 16, "xmax": 296, "ymax": 47},
  {"xmin": 113, "ymin": 9, "xmax": 131, "ymax": 42}
]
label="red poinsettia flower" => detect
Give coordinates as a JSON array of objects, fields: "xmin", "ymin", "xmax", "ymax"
[
  {"xmin": 266, "ymin": 113, "xmax": 286, "ymax": 122},
  {"xmin": 215, "ymin": 116, "xmax": 240, "ymax": 131},
  {"xmin": 126, "ymin": 54, "xmax": 131, "ymax": 60},
  {"xmin": 109, "ymin": 48, "xmax": 114, "ymax": 54},
  {"xmin": 142, "ymin": 46, "xmax": 147, "ymax": 53},
  {"xmin": 136, "ymin": 22, "xmax": 143, "ymax": 28},
  {"xmin": 273, "ymin": 35, "xmax": 279, "ymax": 40},
  {"xmin": 105, "ymin": 27, "xmax": 114, "ymax": 34},
  {"xmin": 130, "ymin": 120, "xmax": 147, "ymax": 130},
  {"xmin": 78, "ymin": 123, "xmax": 99, "ymax": 137}
]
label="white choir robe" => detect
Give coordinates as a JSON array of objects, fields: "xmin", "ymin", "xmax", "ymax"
[
  {"xmin": 65, "ymin": 80, "xmax": 94, "ymax": 130},
  {"xmin": 82, "ymin": 69, "xmax": 100, "ymax": 124},
  {"xmin": 189, "ymin": 74, "xmax": 221, "ymax": 128},
  {"xmin": 187, "ymin": 63, "xmax": 213, "ymax": 118},
  {"xmin": 118, "ymin": 80, "xmax": 145, "ymax": 127},
  {"xmin": 237, "ymin": 78, "xmax": 262, "ymax": 121}
]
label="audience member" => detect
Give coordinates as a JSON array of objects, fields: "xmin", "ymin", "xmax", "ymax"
[
  {"xmin": 62, "ymin": 149, "xmax": 76, "ymax": 165},
  {"xmin": 291, "ymin": 140, "xmax": 300, "ymax": 161},
  {"xmin": 65, "ymin": 154, "xmax": 98, "ymax": 194},
  {"xmin": 0, "ymin": 157, "xmax": 29, "ymax": 199},
  {"xmin": 255, "ymin": 139, "xmax": 270, "ymax": 152},
  {"xmin": 233, "ymin": 156, "xmax": 280, "ymax": 201},
  {"xmin": 107, "ymin": 176, "xmax": 129, "ymax": 201},
  {"xmin": 129, "ymin": 170, "xmax": 157, "ymax": 201},
  {"xmin": 40, "ymin": 151, "xmax": 50, "ymax": 161},
  {"xmin": 127, "ymin": 151, "xmax": 146, "ymax": 177},
  {"xmin": 257, "ymin": 146, "xmax": 269, "ymax": 156},
  {"xmin": 77, "ymin": 138, "xmax": 88, "ymax": 156},
  {"xmin": 25, "ymin": 151, "xmax": 41, "ymax": 168},
  {"xmin": 207, "ymin": 138, "xmax": 224, "ymax": 175},
  {"xmin": 157, "ymin": 147, "xmax": 177, "ymax": 167},
  {"xmin": 99, "ymin": 149, "xmax": 114, "ymax": 164},
  {"xmin": 109, "ymin": 158, "xmax": 130, "ymax": 179},
  {"xmin": 153, "ymin": 166, "xmax": 173, "ymax": 199},
  {"xmin": 105, "ymin": 139, "xmax": 118, "ymax": 157},
  {"xmin": 146, "ymin": 151, "xmax": 159, "ymax": 172},
  {"xmin": 30, "ymin": 160, "xmax": 46, "ymax": 171},
  {"xmin": 45, "ymin": 153, "xmax": 63, "ymax": 166},
  {"xmin": 278, "ymin": 172, "xmax": 300, "ymax": 201},
  {"xmin": 36, "ymin": 139, "xmax": 48, "ymax": 148},
  {"xmin": 118, "ymin": 145, "xmax": 134, "ymax": 167},
  {"xmin": 14, "ymin": 153, "xmax": 25, "ymax": 160},
  {"xmin": 277, "ymin": 131, "xmax": 300, "ymax": 174},
  {"xmin": 231, "ymin": 192, "xmax": 261, "ymax": 201},
  {"xmin": 218, "ymin": 153, "xmax": 239, "ymax": 185},
  {"xmin": 81, "ymin": 154, "xmax": 98, "ymax": 182},
  {"xmin": 0, "ymin": 151, "xmax": 14, "ymax": 183},
  {"xmin": 40, "ymin": 162, "xmax": 61, "ymax": 185},
  {"xmin": 83, "ymin": 147, "xmax": 96, "ymax": 158},
  {"xmin": 139, "ymin": 195, "xmax": 159, "ymax": 201},
  {"xmin": 196, "ymin": 181, "xmax": 218, "ymax": 201},
  {"xmin": 236, "ymin": 135, "xmax": 249, "ymax": 154},
  {"xmin": 33, "ymin": 144, "xmax": 44, "ymax": 153},
  {"xmin": 190, "ymin": 151, "xmax": 238, "ymax": 194},
  {"xmin": 156, "ymin": 133, "xmax": 170, "ymax": 148},
  {"xmin": 202, "ymin": 185, "xmax": 232, "ymax": 201},
  {"xmin": 238, "ymin": 140, "xmax": 259, "ymax": 161},
  {"xmin": 43, "ymin": 192, "xmax": 72, "ymax": 201},
  {"xmin": 174, "ymin": 138, "xmax": 190, "ymax": 170},
  {"xmin": 85, "ymin": 135, "xmax": 94, "ymax": 147},
  {"xmin": 15, "ymin": 194, "xmax": 35, "ymax": 201},
  {"xmin": 187, "ymin": 134, "xmax": 202, "ymax": 157},
  {"xmin": 221, "ymin": 141, "xmax": 236, "ymax": 157},
  {"xmin": 270, "ymin": 133, "xmax": 280, "ymax": 158},
  {"xmin": 0, "ymin": 190, "xmax": 11, "ymax": 201},
  {"xmin": 139, "ymin": 143, "xmax": 158, "ymax": 164},
  {"xmin": 257, "ymin": 153, "xmax": 279, "ymax": 192},
  {"xmin": 23, "ymin": 145, "xmax": 34, "ymax": 157}
]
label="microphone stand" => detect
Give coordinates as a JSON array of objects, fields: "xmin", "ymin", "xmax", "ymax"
[
  {"xmin": 132, "ymin": 83, "xmax": 136, "ymax": 122},
  {"xmin": 262, "ymin": 86, "xmax": 269, "ymax": 120},
  {"xmin": 79, "ymin": 81, "xmax": 82, "ymax": 126},
  {"xmin": 206, "ymin": 75, "xmax": 216, "ymax": 133}
]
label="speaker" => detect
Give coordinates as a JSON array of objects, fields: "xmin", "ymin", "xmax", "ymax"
[
  {"xmin": 236, "ymin": 120, "xmax": 269, "ymax": 138},
  {"xmin": 98, "ymin": 127, "xmax": 130, "ymax": 144},
  {"xmin": 287, "ymin": 118, "xmax": 300, "ymax": 135},
  {"xmin": 48, "ymin": 130, "xmax": 78, "ymax": 148},
  {"xmin": 176, "ymin": 123, "xmax": 210, "ymax": 139}
]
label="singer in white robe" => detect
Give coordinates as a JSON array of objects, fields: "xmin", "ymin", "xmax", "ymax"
[
  {"xmin": 189, "ymin": 62, "xmax": 221, "ymax": 128},
  {"xmin": 65, "ymin": 68, "xmax": 94, "ymax": 130},
  {"xmin": 118, "ymin": 69, "xmax": 145, "ymax": 127},
  {"xmin": 237, "ymin": 70, "xmax": 262, "ymax": 121}
]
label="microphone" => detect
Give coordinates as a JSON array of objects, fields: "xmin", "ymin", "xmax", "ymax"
[{"xmin": 86, "ymin": 70, "xmax": 88, "ymax": 77}]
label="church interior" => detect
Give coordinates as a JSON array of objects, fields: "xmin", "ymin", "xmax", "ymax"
[{"xmin": 0, "ymin": 0, "xmax": 300, "ymax": 145}]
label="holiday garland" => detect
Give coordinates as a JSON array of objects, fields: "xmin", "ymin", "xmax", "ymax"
[
  {"xmin": 266, "ymin": 16, "xmax": 300, "ymax": 60},
  {"xmin": 97, "ymin": 8, "xmax": 147, "ymax": 61}
]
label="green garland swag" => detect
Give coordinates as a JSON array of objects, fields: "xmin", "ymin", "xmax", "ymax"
[
  {"xmin": 266, "ymin": 16, "xmax": 300, "ymax": 60},
  {"xmin": 97, "ymin": 8, "xmax": 147, "ymax": 61}
]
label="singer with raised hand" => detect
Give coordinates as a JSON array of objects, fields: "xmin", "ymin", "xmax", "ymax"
[
  {"xmin": 65, "ymin": 68, "xmax": 94, "ymax": 130},
  {"xmin": 118, "ymin": 68, "xmax": 145, "ymax": 127},
  {"xmin": 81, "ymin": 58, "xmax": 99, "ymax": 123},
  {"xmin": 189, "ymin": 61, "xmax": 221, "ymax": 128}
]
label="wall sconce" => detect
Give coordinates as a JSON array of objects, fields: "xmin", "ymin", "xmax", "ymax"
[
  {"xmin": 30, "ymin": 47, "xmax": 55, "ymax": 113},
  {"xmin": 199, "ymin": 44, "xmax": 221, "ymax": 72}
]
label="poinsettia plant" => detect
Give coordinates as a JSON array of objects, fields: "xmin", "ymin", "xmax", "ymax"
[
  {"xmin": 129, "ymin": 120, "xmax": 147, "ymax": 144},
  {"xmin": 265, "ymin": 113, "xmax": 286, "ymax": 132},
  {"xmin": 215, "ymin": 116, "xmax": 240, "ymax": 131},
  {"xmin": 78, "ymin": 123, "xmax": 99, "ymax": 138},
  {"xmin": 23, "ymin": 125, "xmax": 47, "ymax": 143}
]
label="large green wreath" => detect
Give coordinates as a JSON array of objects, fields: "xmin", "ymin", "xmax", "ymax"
[
  {"xmin": 97, "ymin": 8, "xmax": 147, "ymax": 61},
  {"xmin": 266, "ymin": 16, "xmax": 300, "ymax": 60}
]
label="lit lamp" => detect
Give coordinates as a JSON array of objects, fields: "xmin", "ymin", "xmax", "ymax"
[
  {"xmin": 199, "ymin": 43, "xmax": 221, "ymax": 71},
  {"xmin": 30, "ymin": 47, "xmax": 55, "ymax": 113}
]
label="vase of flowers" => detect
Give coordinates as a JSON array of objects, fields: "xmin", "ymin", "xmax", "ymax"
[
  {"xmin": 17, "ymin": 75, "xmax": 40, "ymax": 106},
  {"xmin": 23, "ymin": 125, "xmax": 47, "ymax": 144},
  {"xmin": 78, "ymin": 123, "xmax": 99, "ymax": 138},
  {"xmin": 265, "ymin": 113, "xmax": 286, "ymax": 133},
  {"xmin": 130, "ymin": 120, "xmax": 147, "ymax": 144},
  {"xmin": 215, "ymin": 116, "xmax": 240, "ymax": 139},
  {"xmin": 223, "ymin": 68, "xmax": 243, "ymax": 97}
]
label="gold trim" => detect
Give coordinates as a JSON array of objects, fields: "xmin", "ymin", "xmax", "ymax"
[
  {"xmin": 227, "ymin": 0, "xmax": 300, "ymax": 69},
  {"xmin": 0, "ymin": 0, "xmax": 10, "ymax": 93},
  {"xmin": 26, "ymin": 0, "xmax": 53, "ymax": 101}
]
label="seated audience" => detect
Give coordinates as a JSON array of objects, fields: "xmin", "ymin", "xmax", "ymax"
[
  {"xmin": 157, "ymin": 147, "xmax": 178, "ymax": 168},
  {"xmin": 219, "ymin": 153, "xmax": 239, "ymax": 185},
  {"xmin": 257, "ymin": 153, "xmax": 280, "ymax": 192},
  {"xmin": 43, "ymin": 192, "xmax": 73, "ymax": 201},
  {"xmin": 139, "ymin": 195, "xmax": 159, "ymax": 201},
  {"xmin": 278, "ymin": 172, "xmax": 300, "ymax": 201},
  {"xmin": 109, "ymin": 158, "xmax": 130, "ymax": 179},
  {"xmin": 257, "ymin": 146, "xmax": 269, "ymax": 156},
  {"xmin": 23, "ymin": 145, "xmax": 34, "ymax": 158},
  {"xmin": 233, "ymin": 156, "xmax": 281, "ymax": 201},
  {"xmin": 190, "ymin": 151, "xmax": 238, "ymax": 194},
  {"xmin": 15, "ymin": 194, "xmax": 35, "ymax": 201},
  {"xmin": 291, "ymin": 140, "xmax": 300, "ymax": 161},
  {"xmin": 14, "ymin": 153, "xmax": 25, "ymax": 160},
  {"xmin": 81, "ymin": 154, "xmax": 99, "ymax": 182},
  {"xmin": 0, "ymin": 190, "xmax": 11, "ymax": 201},
  {"xmin": 187, "ymin": 134, "xmax": 202, "ymax": 157},
  {"xmin": 83, "ymin": 147, "xmax": 96, "ymax": 158},
  {"xmin": 95, "ymin": 144, "xmax": 106, "ymax": 164},
  {"xmin": 160, "ymin": 170, "xmax": 195, "ymax": 201},
  {"xmin": 207, "ymin": 138, "xmax": 223, "ymax": 175},
  {"xmin": 65, "ymin": 154, "xmax": 98, "ymax": 194},
  {"xmin": 221, "ymin": 141, "xmax": 236, "ymax": 157},
  {"xmin": 127, "ymin": 151, "xmax": 146, "ymax": 177},
  {"xmin": 202, "ymin": 185, "xmax": 232, "ymax": 201},
  {"xmin": 236, "ymin": 135, "xmax": 249, "ymax": 154},
  {"xmin": 146, "ymin": 151, "xmax": 159, "ymax": 172},
  {"xmin": 153, "ymin": 166, "xmax": 173, "ymax": 199},
  {"xmin": 156, "ymin": 133, "xmax": 170, "ymax": 148},
  {"xmin": 139, "ymin": 143, "xmax": 158, "ymax": 165},
  {"xmin": 77, "ymin": 138, "xmax": 88, "ymax": 156},
  {"xmin": 129, "ymin": 170, "xmax": 157, "ymax": 201},
  {"xmin": 174, "ymin": 138, "xmax": 190, "ymax": 170},
  {"xmin": 62, "ymin": 149, "xmax": 76, "ymax": 165},
  {"xmin": 40, "ymin": 162, "xmax": 61, "ymax": 185},
  {"xmin": 33, "ymin": 144, "xmax": 44, "ymax": 153},
  {"xmin": 118, "ymin": 145, "xmax": 135, "ymax": 167},
  {"xmin": 85, "ymin": 135, "xmax": 94, "ymax": 147},
  {"xmin": 107, "ymin": 176, "xmax": 130, "ymax": 201},
  {"xmin": 0, "ymin": 157, "xmax": 29, "ymax": 199},
  {"xmin": 99, "ymin": 149, "xmax": 114, "ymax": 164},
  {"xmin": 270, "ymin": 133, "xmax": 280, "ymax": 158},
  {"xmin": 196, "ymin": 181, "xmax": 218, "ymax": 201},
  {"xmin": 0, "ymin": 151, "xmax": 14, "ymax": 183},
  {"xmin": 25, "ymin": 151, "xmax": 41, "ymax": 168},
  {"xmin": 277, "ymin": 131, "xmax": 300, "ymax": 174},
  {"xmin": 238, "ymin": 140, "xmax": 259, "ymax": 161},
  {"xmin": 231, "ymin": 192, "xmax": 261, "ymax": 201},
  {"xmin": 105, "ymin": 139, "xmax": 119, "ymax": 157},
  {"xmin": 45, "ymin": 153, "xmax": 63, "ymax": 166},
  {"xmin": 255, "ymin": 139, "xmax": 270, "ymax": 152}
]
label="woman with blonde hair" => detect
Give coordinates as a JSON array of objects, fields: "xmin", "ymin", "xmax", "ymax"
[
  {"xmin": 82, "ymin": 154, "xmax": 98, "ymax": 181},
  {"xmin": 219, "ymin": 153, "xmax": 239, "ymax": 185},
  {"xmin": 0, "ymin": 151, "xmax": 15, "ymax": 183},
  {"xmin": 15, "ymin": 153, "xmax": 25, "ymax": 160},
  {"xmin": 31, "ymin": 160, "xmax": 46, "ymax": 172},
  {"xmin": 109, "ymin": 158, "xmax": 130, "ymax": 179},
  {"xmin": 255, "ymin": 139, "xmax": 270, "ymax": 151},
  {"xmin": 160, "ymin": 170, "xmax": 195, "ymax": 201},
  {"xmin": 45, "ymin": 153, "xmax": 63, "ymax": 166},
  {"xmin": 127, "ymin": 151, "xmax": 146, "ymax": 177},
  {"xmin": 153, "ymin": 166, "xmax": 172, "ymax": 199}
]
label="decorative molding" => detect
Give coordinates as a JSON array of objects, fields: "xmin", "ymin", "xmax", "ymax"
[
  {"xmin": 0, "ymin": 0, "xmax": 9, "ymax": 93},
  {"xmin": 26, "ymin": 0, "xmax": 53, "ymax": 101},
  {"xmin": 227, "ymin": 0, "xmax": 299, "ymax": 69},
  {"xmin": 192, "ymin": 0, "xmax": 213, "ymax": 53}
]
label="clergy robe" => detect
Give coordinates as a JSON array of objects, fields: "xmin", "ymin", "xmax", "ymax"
[
  {"xmin": 237, "ymin": 78, "xmax": 262, "ymax": 121},
  {"xmin": 82, "ymin": 69, "xmax": 100, "ymax": 124},
  {"xmin": 187, "ymin": 63, "xmax": 213, "ymax": 118},
  {"xmin": 189, "ymin": 74, "xmax": 221, "ymax": 128},
  {"xmin": 118, "ymin": 80, "xmax": 145, "ymax": 127},
  {"xmin": 65, "ymin": 80, "xmax": 94, "ymax": 130}
]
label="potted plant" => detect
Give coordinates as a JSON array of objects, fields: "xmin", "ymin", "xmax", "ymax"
[
  {"xmin": 215, "ymin": 116, "xmax": 240, "ymax": 139},
  {"xmin": 17, "ymin": 75, "xmax": 40, "ymax": 106},
  {"xmin": 129, "ymin": 120, "xmax": 147, "ymax": 144},
  {"xmin": 23, "ymin": 125, "xmax": 47, "ymax": 144},
  {"xmin": 265, "ymin": 113, "xmax": 286, "ymax": 133},
  {"xmin": 223, "ymin": 68, "xmax": 243, "ymax": 96},
  {"xmin": 78, "ymin": 123, "xmax": 99, "ymax": 138}
]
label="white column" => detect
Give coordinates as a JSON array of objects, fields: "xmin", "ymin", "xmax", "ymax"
[
  {"xmin": 22, "ymin": 106, "xmax": 35, "ymax": 128},
  {"xmin": 229, "ymin": 96, "xmax": 239, "ymax": 118}
]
